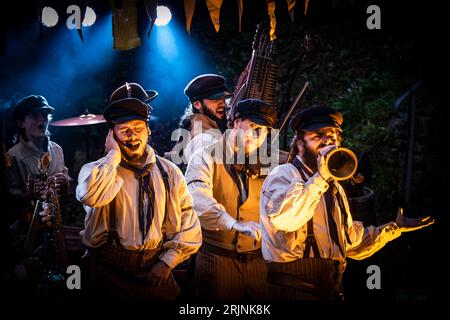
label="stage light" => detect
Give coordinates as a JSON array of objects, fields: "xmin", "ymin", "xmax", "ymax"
[{"xmin": 155, "ymin": 6, "xmax": 172, "ymax": 27}]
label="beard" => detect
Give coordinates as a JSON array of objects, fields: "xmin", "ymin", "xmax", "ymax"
[
  {"xmin": 201, "ymin": 102, "xmax": 227, "ymax": 132},
  {"xmin": 302, "ymin": 146, "xmax": 318, "ymax": 172},
  {"xmin": 299, "ymin": 139, "xmax": 329, "ymax": 173},
  {"xmin": 118, "ymin": 141, "xmax": 148, "ymax": 167}
]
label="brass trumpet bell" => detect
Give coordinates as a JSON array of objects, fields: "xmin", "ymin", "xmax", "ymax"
[{"xmin": 324, "ymin": 147, "xmax": 358, "ymax": 181}]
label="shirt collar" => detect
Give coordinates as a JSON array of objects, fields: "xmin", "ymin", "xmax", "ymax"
[
  {"xmin": 20, "ymin": 135, "xmax": 48, "ymax": 155},
  {"xmin": 295, "ymin": 155, "xmax": 315, "ymax": 177},
  {"xmin": 190, "ymin": 113, "xmax": 219, "ymax": 131}
]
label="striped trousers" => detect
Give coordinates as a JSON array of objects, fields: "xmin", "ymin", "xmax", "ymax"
[
  {"xmin": 89, "ymin": 242, "xmax": 180, "ymax": 300},
  {"xmin": 267, "ymin": 258, "xmax": 346, "ymax": 300},
  {"xmin": 194, "ymin": 248, "xmax": 268, "ymax": 300}
]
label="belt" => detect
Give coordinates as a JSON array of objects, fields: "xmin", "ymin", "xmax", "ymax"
[{"xmin": 201, "ymin": 241, "xmax": 262, "ymax": 263}]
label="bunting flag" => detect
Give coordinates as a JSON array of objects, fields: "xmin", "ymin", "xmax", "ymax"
[
  {"xmin": 237, "ymin": 0, "xmax": 243, "ymax": 32},
  {"xmin": 111, "ymin": 0, "xmax": 141, "ymax": 50},
  {"xmin": 143, "ymin": 0, "xmax": 158, "ymax": 38},
  {"xmin": 206, "ymin": 0, "xmax": 223, "ymax": 32},
  {"xmin": 184, "ymin": 0, "xmax": 196, "ymax": 34},
  {"xmin": 286, "ymin": 0, "xmax": 296, "ymax": 22},
  {"xmin": 305, "ymin": 0, "xmax": 310, "ymax": 15},
  {"xmin": 267, "ymin": 0, "xmax": 276, "ymax": 40},
  {"xmin": 74, "ymin": 0, "xmax": 90, "ymax": 42}
]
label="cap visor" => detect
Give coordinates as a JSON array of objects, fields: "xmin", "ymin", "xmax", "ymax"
[
  {"xmin": 302, "ymin": 122, "xmax": 342, "ymax": 131},
  {"xmin": 243, "ymin": 115, "xmax": 273, "ymax": 128},
  {"xmin": 204, "ymin": 91, "xmax": 233, "ymax": 100},
  {"xmin": 37, "ymin": 105, "xmax": 55, "ymax": 113},
  {"xmin": 109, "ymin": 115, "xmax": 149, "ymax": 124}
]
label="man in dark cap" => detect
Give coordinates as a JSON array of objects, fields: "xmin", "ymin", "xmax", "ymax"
[
  {"xmin": 174, "ymin": 74, "xmax": 233, "ymax": 164},
  {"xmin": 76, "ymin": 82, "xmax": 201, "ymax": 300},
  {"xmin": 260, "ymin": 105, "xmax": 434, "ymax": 300},
  {"xmin": 185, "ymin": 98, "xmax": 276, "ymax": 300}
]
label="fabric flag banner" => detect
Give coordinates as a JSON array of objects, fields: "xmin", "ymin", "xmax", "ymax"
[
  {"xmin": 143, "ymin": 0, "xmax": 158, "ymax": 38},
  {"xmin": 237, "ymin": 0, "xmax": 243, "ymax": 32},
  {"xmin": 184, "ymin": 0, "xmax": 196, "ymax": 33},
  {"xmin": 111, "ymin": 0, "xmax": 141, "ymax": 50},
  {"xmin": 286, "ymin": 0, "xmax": 296, "ymax": 22},
  {"xmin": 267, "ymin": 0, "xmax": 276, "ymax": 40},
  {"xmin": 206, "ymin": 0, "xmax": 223, "ymax": 32}
]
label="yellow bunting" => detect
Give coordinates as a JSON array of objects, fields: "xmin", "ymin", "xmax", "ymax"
[
  {"xmin": 286, "ymin": 0, "xmax": 296, "ymax": 22},
  {"xmin": 111, "ymin": 0, "xmax": 141, "ymax": 50},
  {"xmin": 237, "ymin": 0, "xmax": 243, "ymax": 32},
  {"xmin": 267, "ymin": 0, "xmax": 276, "ymax": 40},
  {"xmin": 184, "ymin": 0, "xmax": 196, "ymax": 34},
  {"xmin": 206, "ymin": 0, "xmax": 223, "ymax": 32}
]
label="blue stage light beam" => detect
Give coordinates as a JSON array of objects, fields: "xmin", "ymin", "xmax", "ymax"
[
  {"xmin": 134, "ymin": 16, "xmax": 217, "ymax": 121},
  {"xmin": 0, "ymin": 14, "xmax": 116, "ymax": 119}
]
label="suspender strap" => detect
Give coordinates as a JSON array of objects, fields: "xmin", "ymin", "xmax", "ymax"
[
  {"xmin": 291, "ymin": 157, "xmax": 321, "ymax": 258},
  {"xmin": 335, "ymin": 188, "xmax": 352, "ymax": 245},
  {"xmin": 108, "ymin": 198, "xmax": 121, "ymax": 245},
  {"xmin": 155, "ymin": 156, "xmax": 169, "ymax": 239}
]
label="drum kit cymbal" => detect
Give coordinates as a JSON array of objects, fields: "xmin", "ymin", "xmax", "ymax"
[
  {"xmin": 50, "ymin": 111, "xmax": 107, "ymax": 161},
  {"xmin": 50, "ymin": 112, "xmax": 106, "ymax": 127},
  {"xmin": 50, "ymin": 111, "xmax": 156, "ymax": 127}
]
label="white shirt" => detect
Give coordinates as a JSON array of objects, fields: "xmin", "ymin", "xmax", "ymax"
[
  {"xmin": 76, "ymin": 146, "xmax": 202, "ymax": 269},
  {"xmin": 260, "ymin": 155, "xmax": 401, "ymax": 263},
  {"xmin": 6, "ymin": 136, "xmax": 69, "ymax": 195},
  {"xmin": 185, "ymin": 137, "xmax": 238, "ymax": 232}
]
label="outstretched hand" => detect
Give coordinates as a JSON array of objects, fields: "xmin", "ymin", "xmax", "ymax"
[{"xmin": 395, "ymin": 207, "xmax": 435, "ymax": 233}]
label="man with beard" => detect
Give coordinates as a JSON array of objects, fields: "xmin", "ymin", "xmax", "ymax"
[
  {"xmin": 76, "ymin": 83, "xmax": 202, "ymax": 300},
  {"xmin": 176, "ymin": 74, "xmax": 233, "ymax": 164},
  {"xmin": 260, "ymin": 105, "xmax": 434, "ymax": 300},
  {"xmin": 185, "ymin": 98, "xmax": 276, "ymax": 300}
]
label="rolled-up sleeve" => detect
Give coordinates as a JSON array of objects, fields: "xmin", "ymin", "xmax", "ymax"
[
  {"xmin": 160, "ymin": 165, "xmax": 202, "ymax": 269},
  {"xmin": 76, "ymin": 150, "xmax": 123, "ymax": 208},
  {"xmin": 262, "ymin": 165, "xmax": 329, "ymax": 232},
  {"xmin": 346, "ymin": 221, "xmax": 402, "ymax": 260},
  {"xmin": 185, "ymin": 151, "xmax": 237, "ymax": 232}
]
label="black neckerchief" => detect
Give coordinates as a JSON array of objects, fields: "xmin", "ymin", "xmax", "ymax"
[{"xmin": 119, "ymin": 160, "xmax": 155, "ymax": 242}]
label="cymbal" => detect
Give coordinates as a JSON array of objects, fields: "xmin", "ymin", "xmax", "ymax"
[{"xmin": 50, "ymin": 113, "xmax": 106, "ymax": 127}]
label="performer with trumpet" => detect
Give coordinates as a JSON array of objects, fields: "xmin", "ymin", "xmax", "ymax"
[{"xmin": 260, "ymin": 105, "xmax": 434, "ymax": 300}]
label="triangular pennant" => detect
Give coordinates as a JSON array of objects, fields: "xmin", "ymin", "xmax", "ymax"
[
  {"xmin": 286, "ymin": 0, "xmax": 296, "ymax": 22},
  {"xmin": 184, "ymin": 0, "xmax": 196, "ymax": 34},
  {"xmin": 206, "ymin": 0, "xmax": 223, "ymax": 32},
  {"xmin": 304, "ymin": 0, "xmax": 310, "ymax": 15},
  {"xmin": 143, "ymin": 0, "xmax": 158, "ymax": 38},
  {"xmin": 267, "ymin": 0, "xmax": 276, "ymax": 40},
  {"xmin": 236, "ymin": 0, "xmax": 243, "ymax": 32}
]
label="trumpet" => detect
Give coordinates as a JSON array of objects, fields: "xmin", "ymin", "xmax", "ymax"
[{"xmin": 323, "ymin": 146, "xmax": 358, "ymax": 181}]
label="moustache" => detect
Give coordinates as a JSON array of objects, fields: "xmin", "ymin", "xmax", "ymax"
[{"xmin": 118, "ymin": 140, "xmax": 141, "ymax": 150}]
